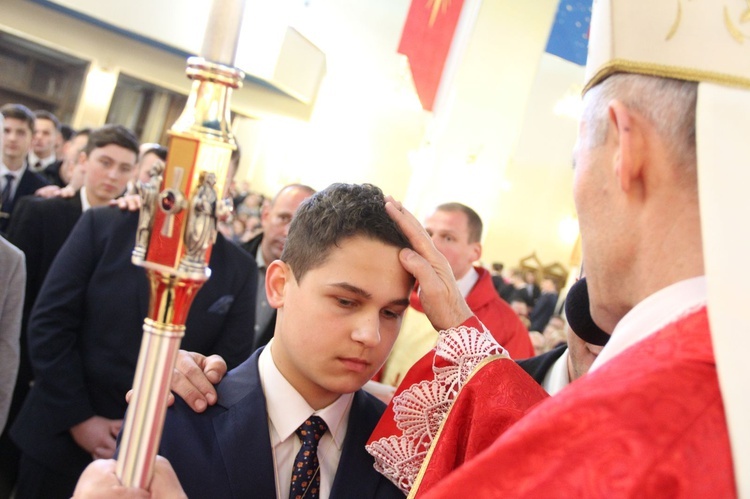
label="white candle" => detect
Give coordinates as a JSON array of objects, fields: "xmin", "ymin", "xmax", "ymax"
[{"xmin": 201, "ymin": 0, "xmax": 246, "ymax": 65}]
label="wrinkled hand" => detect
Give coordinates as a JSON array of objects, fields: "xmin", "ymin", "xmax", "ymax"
[
  {"xmin": 111, "ymin": 193, "xmax": 142, "ymax": 211},
  {"xmin": 73, "ymin": 457, "xmax": 186, "ymax": 498},
  {"xmin": 70, "ymin": 416, "xmax": 123, "ymax": 460},
  {"xmin": 385, "ymin": 197, "xmax": 472, "ymax": 331},
  {"xmin": 170, "ymin": 350, "xmax": 226, "ymax": 413}
]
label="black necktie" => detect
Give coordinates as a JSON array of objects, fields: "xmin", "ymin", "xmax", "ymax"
[
  {"xmin": 1, "ymin": 173, "xmax": 14, "ymax": 215},
  {"xmin": 289, "ymin": 416, "xmax": 328, "ymax": 499}
]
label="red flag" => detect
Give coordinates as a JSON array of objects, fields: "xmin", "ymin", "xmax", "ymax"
[{"xmin": 399, "ymin": 0, "xmax": 466, "ymax": 111}]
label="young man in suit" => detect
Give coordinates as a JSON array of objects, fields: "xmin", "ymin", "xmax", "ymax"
[
  {"xmin": 29, "ymin": 110, "xmax": 69, "ymax": 187},
  {"xmin": 27, "ymin": 110, "xmax": 60, "ymax": 174},
  {"xmin": 0, "ymin": 125, "xmax": 138, "ymax": 495},
  {"xmin": 8, "ymin": 124, "xmax": 137, "ymax": 322},
  {"xmin": 10, "ymin": 160, "xmax": 257, "ymax": 498},
  {"xmin": 0, "ymin": 104, "xmax": 49, "ymax": 234},
  {"xmin": 157, "ymin": 183, "xmax": 410, "ymax": 498}
]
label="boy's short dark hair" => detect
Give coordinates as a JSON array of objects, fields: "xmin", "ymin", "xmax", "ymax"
[
  {"xmin": 1, "ymin": 103, "xmax": 35, "ymax": 133},
  {"xmin": 83, "ymin": 124, "xmax": 139, "ymax": 156},
  {"xmin": 34, "ymin": 110, "xmax": 61, "ymax": 131},
  {"xmin": 282, "ymin": 183, "xmax": 413, "ymax": 282}
]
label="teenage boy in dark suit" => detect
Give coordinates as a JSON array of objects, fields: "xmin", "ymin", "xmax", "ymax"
[{"xmin": 156, "ymin": 183, "xmax": 411, "ymax": 498}]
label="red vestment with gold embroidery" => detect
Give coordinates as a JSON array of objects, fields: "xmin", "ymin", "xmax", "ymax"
[{"xmin": 417, "ymin": 308, "xmax": 736, "ymax": 498}]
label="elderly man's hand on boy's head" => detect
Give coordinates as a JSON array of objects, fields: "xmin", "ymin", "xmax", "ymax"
[{"xmin": 384, "ymin": 197, "xmax": 473, "ymax": 331}]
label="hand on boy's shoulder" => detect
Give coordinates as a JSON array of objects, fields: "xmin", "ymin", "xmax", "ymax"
[
  {"xmin": 170, "ymin": 350, "xmax": 227, "ymax": 412},
  {"xmin": 125, "ymin": 350, "xmax": 227, "ymax": 413},
  {"xmin": 111, "ymin": 193, "xmax": 142, "ymax": 211}
]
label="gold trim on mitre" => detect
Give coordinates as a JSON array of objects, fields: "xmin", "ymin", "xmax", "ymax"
[
  {"xmin": 583, "ymin": 0, "xmax": 750, "ymax": 93},
  {"xmin": 583, "ymin": 59, "xmax": 750, "ymax": 94}
]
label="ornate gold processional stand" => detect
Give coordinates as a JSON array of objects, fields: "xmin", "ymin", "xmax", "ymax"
[{"xmin": 116, "ymin": 0, "xmax": 246, "ymax": 489}]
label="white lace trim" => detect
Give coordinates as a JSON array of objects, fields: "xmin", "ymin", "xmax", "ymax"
[{"xmin": 366, "ymin": 323, "xmax": 505, "ymax": 493}]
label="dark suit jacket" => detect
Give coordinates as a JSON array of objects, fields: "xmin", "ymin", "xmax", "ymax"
[
  {"xmin": 41, "ymin": 159, "xmax": 65, "ymax": 187},
  {"xmin": 159, "ymin": 349, "xmax": 402, "ymax": 499},
  {"xmin": 515, "ymin": 283, "xmax": 541, "ymax": 308},
  {"xmin": 529, "ymin": 292, "xmax": 559, "ymax": 332},
  {"xmin": 11, "ymin": 207, "xmax": 257, "ymax": 478},
  {"xmin": 517, "ymin": 344, "xmax": 567, "ymax": 385},
  {"xmin": 240, "ymin": 232, "xmax": 277, "ymax": 350},
  {"xmin": 7, "ymin": 194, "xmax": 83, "ymax": 327},
  {"xmin": 0, "ymin": 167, "xmax": 49, "ymax": 233},
  {"xmin": 3, "ymin": 194, "xmax": 84, "ymax": 452}
]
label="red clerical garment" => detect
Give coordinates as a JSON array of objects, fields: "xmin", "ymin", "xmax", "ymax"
[
  {"xmin": 367, "ymin": 317, "xmax": 546, "ymax": 494},
  {"xmin": 415, "ymin": 307, "xmax": 736, "ymax": 498}
]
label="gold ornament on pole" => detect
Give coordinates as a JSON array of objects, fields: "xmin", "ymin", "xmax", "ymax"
[{"xmin": 116, "ymin": 0, "xmax": 246, "ymax": 489}]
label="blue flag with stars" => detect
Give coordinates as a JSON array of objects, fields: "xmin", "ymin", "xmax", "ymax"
[{"xmin": 545, "ymin": 0, "xmax": 593, "ymax": 66}]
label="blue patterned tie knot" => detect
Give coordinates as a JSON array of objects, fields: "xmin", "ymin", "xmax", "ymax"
[{"xmin": 289, "ymin": 415, "xmax": 328, "ymax": 499}]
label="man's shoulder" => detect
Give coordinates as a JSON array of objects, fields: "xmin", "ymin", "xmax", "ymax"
[
  {"xmin": 19, "ymin": 168, "xmax": 50, "ymax": 189},
  {"xmin": 0, "ymin": 236, "xmax": 24, "ymax": 262},
  {"xmin": 211, "ymin": 350, "xmax": 264, "ymax": 408},
  {"xmin": 216, "ymin": 232, "xmax": 254, "ymax": 262},
  {"xmin": 516, "ymin": 344, "xmax": 567, "ymax": 384},
  {"xmin": 209, "ymin": 234, "xmax": 258, "ymax": 282},
  {"xmin": 352, "ymin": 388, "xmax": 387, "ymax": 421},
  {"xmin": 83, "ymin": 205, "xmax": 138, "ymax": 227},
  {"xmin": 62, "ymin": 207, "xmax": 139, "ymax": 251},
  {"xmin": 162, "ymin": 354, "xmax": 262, "ymax": 435},
  {"xmin": 27, "ymin": 193, "xmax": 80, "ymax": 213},
  {"xmin": 43, "ymin": 159, "xmax": 62, "ymax": 174},
  {"xmin": 239, "ymin": 232, "xmax": 263, "ymax": 257}
]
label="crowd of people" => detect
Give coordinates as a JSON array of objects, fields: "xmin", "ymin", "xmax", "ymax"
[
  {"xmin": 0, "ymin": 0, "xmax": 744, "ymax": 496},
  {"xmin": 0, "ymin": 101, "xmax": 583, "ymax": 498}
]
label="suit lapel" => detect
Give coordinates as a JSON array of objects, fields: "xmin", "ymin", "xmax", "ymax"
[
  {"xmin": 11, "ymin": 169, "xmax": 34, "ymax": 211},
  {"xmin": 213, "ymin": 352, "xmax": 277, "ymax": 498},
  {"xmin": 67, "ymin": 192, "xmax": 83, "ymax": 215},
  {"xmin": 330, "ymin": 391, "xmax": 382, "ymax": 499}
]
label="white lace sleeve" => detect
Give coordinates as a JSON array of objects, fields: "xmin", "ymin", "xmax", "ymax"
[{"xmin": 366, "ymin": 322, "xmax": 506, "ymax": 493}]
